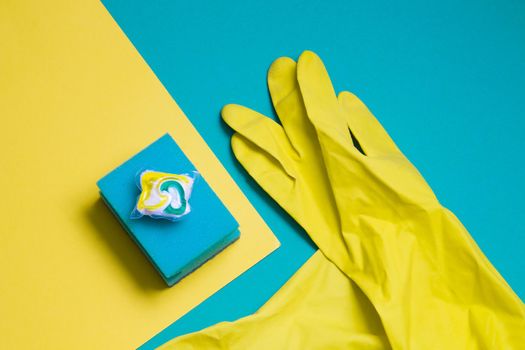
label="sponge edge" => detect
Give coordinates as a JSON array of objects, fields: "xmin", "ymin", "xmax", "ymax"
[
  {"xmin": 97, "ymin": 133, "xmax": 241, "ymax": 287},
  {"xmin": 166, "ymin": 228, "xmax": 240, "ymax": 286}
]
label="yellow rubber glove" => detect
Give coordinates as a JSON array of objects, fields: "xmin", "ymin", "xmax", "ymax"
[
  {"xmin": 160, "ymin": 251, "xmax": 389, "ymax": 349},
  {"xmin": 294, "ymin": 51, "xmax": 524, "ymax": 348},
  {"xmin": 160, "ymin": 55, "xmax": 389, "ymax": 350},
  {"xmin": 161, "ymin": 51, "xmax": 524, "ymax": 349}
]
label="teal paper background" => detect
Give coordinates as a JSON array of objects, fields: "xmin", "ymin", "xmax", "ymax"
[{"xmin": 101, "ymin": 1, "xmax": 525, "ymax": 348}]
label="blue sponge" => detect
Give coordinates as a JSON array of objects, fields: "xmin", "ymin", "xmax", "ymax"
[{"xmin": 97, "ymin": 134, "xmax": 240, "ymax": 286}]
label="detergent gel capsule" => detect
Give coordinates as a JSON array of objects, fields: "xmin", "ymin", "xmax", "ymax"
[{"xmin": 131, "ymin": 169, "xmax": 198, "ymax": 221}]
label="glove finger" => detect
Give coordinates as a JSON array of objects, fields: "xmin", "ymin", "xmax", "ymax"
[
  {"xmin": 297, "ymin": 51, "xmax": 370, "ymax": 238},
  {"xmin": 232, "ymin": 132, "xmax": 349, "ymax": 262},
  {"xmin": 222, "ymin": 104, "xmax": 297, "ymax": 179},
  {"xmin": 338, "ymin": 91, "xmax": 401, "ymax": 157},
  {"xmin": 267, "ymin": 57, "xmax": 318, "ymax": 158},
  {"xmin": 297, "ymin": 51, "xmax": 362, "ymax": 159},
  {"xmin": 231, "ymin": 133, "xmax": 296, "ymax": 208}
]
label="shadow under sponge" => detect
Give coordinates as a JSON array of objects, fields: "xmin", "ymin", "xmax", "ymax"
[{"xmin": 97, "ymin": 133, "xmax": 240, "ymax": 286}]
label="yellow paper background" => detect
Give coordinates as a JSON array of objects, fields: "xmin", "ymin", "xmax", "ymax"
[{"xmin": 0, "ymin": 1, "xmax": 279, "ymax": 348}]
